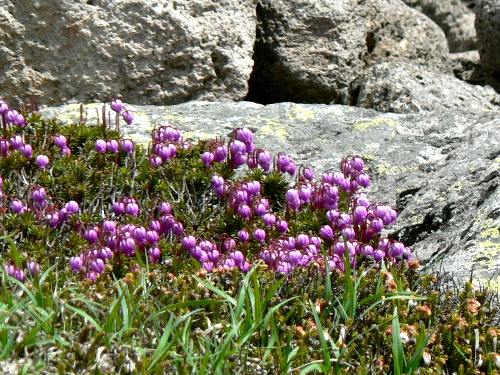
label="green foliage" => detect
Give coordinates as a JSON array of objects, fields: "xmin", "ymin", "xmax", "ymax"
[{"xmin": 0, "ymin": 113, "xmax": 498, "ymax": 373}]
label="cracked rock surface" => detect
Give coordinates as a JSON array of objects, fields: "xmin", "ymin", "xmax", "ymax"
[{"xmin": 0, "ymin": 0, "xmax": 257, "ymax": 107}]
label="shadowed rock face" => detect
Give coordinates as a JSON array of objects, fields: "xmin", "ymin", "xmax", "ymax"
[
  {"xmin": 40, "ymin": 101, "xmax": 500, "ymax": 287},
  {"xmin": 0, "ymin": 0, "xmax": 257, "ymax": 107},
  {"xmin": 476, "ymin": 0, "xmax": 500, "ymax": 92},
  {"xmin": 246, "ymin": 0, "xmax": 450, "ymax": 105}
]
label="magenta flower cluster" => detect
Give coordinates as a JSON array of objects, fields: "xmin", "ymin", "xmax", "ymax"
[
  {"xmin": 9, "ymin": 189, "xmax": 80, "ymax": 229},
  {"xmin": 95, "ymin": 138, "xmax": 134, "ymax": 154},
  {"xmin": 4, "ymin": 261, "xmax": 42, "ymax": 282},
  {"xmin": 148, "ymin": 125, "xmax": 182, "ymax": 168},
  {"xmin": 189, "ymin": 129, "xmax": 412, "ymax": 275},
  {"xmin": 69, "ymin": 201, "xmax": 186, "ymax": 280},
  {"xmin": 1, "ymin": 97, "xmax": 26, "ymax": 128}
]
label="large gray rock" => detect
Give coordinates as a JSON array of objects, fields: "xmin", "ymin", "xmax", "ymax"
[
  {"xmin": 402, "ymin": 0, "xmax": 477, "ymax": 52},
  {"xmin": 352, "ymin": 61, "xmax": 500, "ymax": 113},
  {"xmin": 246, "ymin": 0, "xmax": 450, "ymax": 105},
  {"xmin": 475, "ymin": 0, "xmax": 500, "ymax": 92},
  {"xmin": 0, "ymin": 0, "xmax": 257, "ymax": 107},
  {"xmin": 40, "ymin": 101, "xmax": 500, "ymax": 287}
]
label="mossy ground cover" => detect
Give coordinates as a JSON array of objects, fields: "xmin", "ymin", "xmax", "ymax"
[{"xmin": 0, "ymin": 103, "xmax": 498, "ymax": 374}]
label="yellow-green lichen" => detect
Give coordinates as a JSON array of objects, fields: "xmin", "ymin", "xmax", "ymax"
[
  {"xmin": 153, "ymin": 112, "xmax": 189, "ymax": 124},
  {"xmin": 259, "ymin": 118, "xmax": 288, "ymax": 142},
  {"xmin": 375, "ymin": 162, "xmax": 418, "ymax": 175},
  {"xmin": 480, "ymin": 226, "xmax": 500, "ymax": 239},
  {"xmin": 287, "ymin": 104, "xmax": 315, "ymax": 122},
  {"xmin": 353, "ymin": 117, "xmax": 397, "ymax": 132},
  {"xmin": 183, "ymin": 130, "xmax": 220, "ymax": 142}
]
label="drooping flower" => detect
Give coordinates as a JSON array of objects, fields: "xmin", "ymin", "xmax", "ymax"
[
  {"xmin": 111, "ymin": 99, "xmax": 125, "ymax": 113},
  {"xmin": 257, "ymin": 150, "xmax": 272, "ymax": 171},
  {"xmin": 319, "ymin": 225, "xmax": 334, "ymax": 240},
  {"xmin": 9, "ymin": 135, "xmax": 24, "ymax": 150},
  {"xmin": 54, "ymin": 134, "xmax": 67, "ymax": 148},
  {"xmin": 61, "ymin": 146, "xmax": 72, "ymax": 156},
  {"xmin": 121, "ymin": 139, "xmax": 134, "ymax": 154},
  {"xmin": 148, "ymin": 247, "xmax": 161, "ymax": 263},
  {"xmin": 106, "ymin": 139, "xmax": 119, "ymax": 153},
  {"xmin": 182, "ymin": 235, "xmax": 197, "ymax": 251},
  {"xmin": 276, "ymin": 219, "xmax": 289, "ymax": 233},
  {"xmin": 263, "ymin": 213, "xmax": 276, "ymax": 227},
  {"xmin": 149, "ymin": 155, "xmax": 162, "ymax": 168},
  {"xmin": 237, "ymin": 204, "xmax": 252, "ymax": 220},
  {"xmin": 69, "ymin": 256, "xmax": 83, "ymax": 272},
  {"xmin": 253, "ymin": 228, "xmax": 266, "ymax": 243},
  {"xmin": 356, "ymin": 173, "xmax": 370, "ymax": 188},
  {"xmin": 21, "ymin": 144, "xmax": 33, "ymax": 158},
  {"xmin": 32, "ymin": 187, "xmax": 47, "ymax": 205},
  {"xmin": 0, "ymin": 100, "xmax": 9, "ymax": 114},
  {"xmin": 122, "ymin": 109, "xmax": 135, "ymax": 125},
  {"xmin": 286, "ymin": 189, "xmax": 300, "ymax": 210},
  {"xmin": 350, "ymin": 157, "xmax": 365, "ymax": 172},
  {"xmin": 213, "ymin": 145, "xmax": 228, "ymax": 162},
  {"xmin": 303, "ymin": 167, "xmax": 315, "ymax": 181},
  {"xmin": 125, "ymin": 201, "xmax": 139, "ymax": 217},
  {"xmin": 201, "ymin": 151, "xmax": 214, "ymax": 166},
  {"xmin": 36, "ymin": 154, "xmax": 50, "ymax": 169},
  {"xmin": 95, "ymin": 139, "xmax": 107, "ymax": 153},
  {"xmin": 64, "ymin": 200, "xmax": 80, "ymax": 214},
  {"xmin": 238, "ymin": 229, "xmax": 250, "ymax": 242},
  {"xmin": 10, "ymin": 199, "xmax": 26, "ymax": 214},
  {"xmin": 353, "ymin": 205, "xmax": 368, "ymax": 224},
  {"xmin": 5, "ymin": 264, "xmax": 25, "ymax": 281},
  {"xmin": 27, "ymin": 261, "xmax": 41, "ymax": 277}
]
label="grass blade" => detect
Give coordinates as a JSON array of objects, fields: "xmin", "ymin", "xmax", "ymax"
[
  {"xmin": 391, "ymin": 307, "xmax": 405, "ymax": 375},
  {"xmin": 64, "ymin": 303, "xmax": 102, "ymax": 332}
]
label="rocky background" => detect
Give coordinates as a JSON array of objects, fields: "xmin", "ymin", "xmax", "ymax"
[{"xmin": 1, "ymin": 0, "xmax": 499, "ymax": 286}]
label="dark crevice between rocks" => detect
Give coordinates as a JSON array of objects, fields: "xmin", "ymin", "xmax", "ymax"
[
  {"xmin": 395, "ymin": 187, "xmax": 421, "ymax": 212},
  {"xmin": 245, "ymin": 2, "xmax": 335, "ymax": 105},
  {"xmin": 365, "ymin": 31, "xmax": 376, "ymax": 54},
  {"xmin": 348, "ymin": 84, "xmax": 361, "ymax": 106},
  {"xmin": 476, "ymin": 182, "xmax": 498, "ymax": 208},
  {"xmin": 393, "ymin": 202, "xmax": 455, "ymax": 247},
  {"xmin": 460, "ymin": 222, "xmax": 475, "ymax": 241}
]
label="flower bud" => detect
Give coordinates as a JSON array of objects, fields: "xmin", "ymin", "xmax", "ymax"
[
  {"xmin": 201, "ymin": 151, "xmax": 214, "ymax": 166},
  {"xmin": 111, "ymin": 99, "xmax": 125, "ymax": 113},
  {"xmin": 121, "ymin": 139, "xmax": 134, "ymax": 154},
  {"xmin": 238, "ymin": 229, "xmax": 249, "ymax": 242},
  {"xmin": 27, "ymin": 261, "xmax": 41, "ymax": 277},
  {"xmin": 106, "ymin": 139, "xmax": 119, "ymax": 153},
  {"xmin": 253, "ymin": 228, "xmax": 266, "ymax": 243},
  {"xmin": 36, "ymin": 154, "xmax": 50, "ymax": 169},
  {"xmin": 95, "ymin": 139, "xmax": 107, "ymax": 153},
  {"xmin": 54, "ymin": 135, "xmax": 67, "ymax": 148},
  {"xmin": 122, "ymin": 109, "xmax": 134, "ymax": 125}
]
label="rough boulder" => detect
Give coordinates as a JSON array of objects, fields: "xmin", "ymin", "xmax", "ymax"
[{"xmin": 0, "ymin": 0, "xmax": 257, "ymax": 106}]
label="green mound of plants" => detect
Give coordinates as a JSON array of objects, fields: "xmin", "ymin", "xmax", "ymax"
[{"xmin": 0, "ymin": 98, "xmax": 498, "ymax": 374}]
